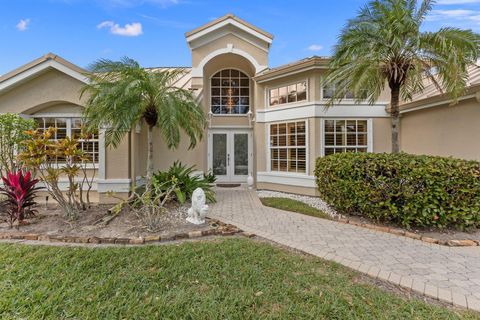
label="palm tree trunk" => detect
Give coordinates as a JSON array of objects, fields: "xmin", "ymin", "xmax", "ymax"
[
  {"xmin": 390, "ymin": 84, "xmax": 401, "ymax": 153},
  {"xmin": 146, "ymin": 125, "xmax": 154, "ymax": 191}
]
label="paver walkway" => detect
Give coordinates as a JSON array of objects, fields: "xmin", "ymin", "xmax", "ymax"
[{"xmin": 208, "ymin": 188, "xmax": 480, "ymax": 312}]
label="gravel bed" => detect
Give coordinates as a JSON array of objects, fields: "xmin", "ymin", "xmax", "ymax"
[{"xmin": 257, "ymin": 190, "xmax": 339, "ymax": 219}]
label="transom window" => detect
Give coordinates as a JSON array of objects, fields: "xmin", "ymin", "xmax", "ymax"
[
  {"xmin": 269, "ymin": 121, "xmax": 306, "ymax": 173},
  {"xmin": 211, "ymin": 69, "xmax": 250, "ymax": 115},
  {"xmin": 324, "ymin": 119, "xmax": 368, "ymax": 156},
  {"xmin": 34, "ymin": 117, "xmax": 99, "ymax": 163},
  {"xmin": 269, "ymin": 81, "xmax": 307, "ymax": 106}
]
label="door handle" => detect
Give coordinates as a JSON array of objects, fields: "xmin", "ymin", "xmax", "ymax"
[{"xmin": 227, "ymin": 154, "xmax": 230, "ymax": 166}]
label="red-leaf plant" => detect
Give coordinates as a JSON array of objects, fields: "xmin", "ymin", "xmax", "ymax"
[{"xmin": 0, "ymin": 171, "xmax": 42, "ymax": 228}]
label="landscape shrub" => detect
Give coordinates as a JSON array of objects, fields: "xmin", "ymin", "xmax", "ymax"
[
  {"xmin": 152, "ymin": 161, "xmax": 216, "ymax": 204},
  {"xmin": 0, "ymin": 113, "xmax": 36, "ymax": 177},
  {"xmin": 0, "ymin": 170, "xmax": 41, "ymax": 228},
  {"xmin": 315, "ymin": 153, "xmax": 480, "ymax": 229}
]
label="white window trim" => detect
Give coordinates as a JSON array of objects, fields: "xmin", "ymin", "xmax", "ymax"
[
  {"xmin": 209, "ymin": 67, "xmax": 251, "ymax": 116},
  {"xmin": 266, "ymin": 78, "xmax": 309, "ymax": 109},
  {"xmin": 257, "ymin": 171, "xmax": 316, "ymax": 188},
  {"xmin": 320, "ymin": 118, "xmax": 373, "ymax": 157},
  {"xmin": 267, "ymin": 120, "xmax": 309, "ymax": 175},
  {"xmin": 256, "ymin": 104, "xmax": 389, "ymax": 123}
]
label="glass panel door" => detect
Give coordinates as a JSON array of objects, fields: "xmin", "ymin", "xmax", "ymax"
[
  {"xmin": 233, "ymin": 133, "xmax": 248, "ymax": 177},
  {"xmin": 210, "ymin": 131, "xmax": 250, "ymax": 182},
  {"xmin": 212, "ymin": 133, "xmax": 227, "ymax": 177}
]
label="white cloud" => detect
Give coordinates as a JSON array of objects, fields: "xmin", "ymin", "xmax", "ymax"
[
  {"xmin": 427, "ymin": 8, "xmax": 480, "ymax": 26},
  {"xmin": 97, "ymin": 20, "xmax": 143, "ymax": 36},
  {"xmin": 307, "ymin": 44, "xmax": 323, "ymax": 52},
  {"xmin": 16, "ymin": 19, "xmax": 30, "ymax": 31}
]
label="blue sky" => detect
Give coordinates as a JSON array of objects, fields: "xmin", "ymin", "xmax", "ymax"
[{"xmin": 1, "ymin": 0, "xmax": 480, "ymax": 75}]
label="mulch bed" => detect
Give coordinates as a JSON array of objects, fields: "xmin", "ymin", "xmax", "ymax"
[{"xmin": 0, "ymin": 203, "xmax": 246, "ymax": 245}]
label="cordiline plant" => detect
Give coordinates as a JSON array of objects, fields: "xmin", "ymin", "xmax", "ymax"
[{"xmin": 0, "ymin": 170, "xmax": 41, "ymax": 228}]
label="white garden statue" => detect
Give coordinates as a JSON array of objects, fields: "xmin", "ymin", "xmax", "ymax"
[{"xmin": 186, "ymin": 187, "xmax": 209, "ymax": 225}]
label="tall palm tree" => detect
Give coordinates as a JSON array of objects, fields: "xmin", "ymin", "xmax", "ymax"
[
  {"xmin": 326, "ymin": 0, "xmax": 479, "ymax": 153},
  {"xmin": 81, "ymin": 57, "xmax": 206, "ymax": 189}
]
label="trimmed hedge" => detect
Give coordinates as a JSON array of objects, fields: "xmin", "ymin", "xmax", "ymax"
[{"xmin": 315, "ymin": 153, "xmax": 480, "ymax": 230}]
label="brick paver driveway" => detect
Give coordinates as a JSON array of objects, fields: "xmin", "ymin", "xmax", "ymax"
[{"xmin": 208, "ymin": 188, "xmax": 480, "ymax": 312}]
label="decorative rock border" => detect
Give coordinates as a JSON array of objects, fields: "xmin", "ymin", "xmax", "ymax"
[
  {"xmin": 0, "ymin": 219, "xmax": 249, "ymax": 245},
  {"xmin": 335, "ymin": 217, "xmax": 479, "ymax": 247}
]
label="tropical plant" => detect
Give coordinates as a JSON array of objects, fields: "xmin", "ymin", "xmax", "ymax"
[
  {"xmin": 81, "ymin": 58, "xmax": 206, "ymax": 191},
  {"xmin": 325, "ymin": 0, "xmax": 479, "ymax": 153},
  {"xmin": 152, "ymin": 161, "xmax": 216, "ymax": 204},
  {"xmin": 0, "ymin": 114, "xmax": 36, "ymax": 177},
  {"xmin": 0, "ymin": 170, "xmax": 41, "ymax": 228},
  {"xmin": 131, "ymin": 179, "xmax": 179, "ymax": 232},
  {"xmin": 18, "ymin": 128, "xmax": 96, "ymax": 220}
]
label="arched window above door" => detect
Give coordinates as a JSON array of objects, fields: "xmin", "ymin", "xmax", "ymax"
[{"xmin": 211, "ymin": 69, "xmax": 250, "ymax": 115}]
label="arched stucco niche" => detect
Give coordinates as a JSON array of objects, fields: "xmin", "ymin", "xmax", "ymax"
[
  {"xmin": 22, "ymin": 101, "xmax": 85, "ymax": 116},
  {"xmin": 203, "ymin": 52, "xmax": 256, "ymax": 78},
  {"xmin": 202, "ymin": 53, "xmax": 256, "ymax": 127}
]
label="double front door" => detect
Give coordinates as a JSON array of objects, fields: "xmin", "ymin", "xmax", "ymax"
[{"xmin": 209, "ymin": 130, "xmax": 252, "ymax": 183}]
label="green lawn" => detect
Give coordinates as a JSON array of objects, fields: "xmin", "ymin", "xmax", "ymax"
[
  {"xmin": 260, "ymin": 197, "xmax": 331, "ymax": 220},
  {"xmin": 0, "ymin": 239, "xmax": 475, "ymax": 319}
]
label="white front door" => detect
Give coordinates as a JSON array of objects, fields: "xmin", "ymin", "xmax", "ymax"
[{"xmin": 209, "ymin": 130, "xmax": 252, "ymax": 183}]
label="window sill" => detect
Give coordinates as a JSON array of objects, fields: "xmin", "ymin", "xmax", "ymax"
[
  {"xmin": 257, "ymin": 171, "xmax": 316, "ymax": 188},
  {"xmin": 40, "ymin": 164, "xmax": 98, "ymax": 170}
]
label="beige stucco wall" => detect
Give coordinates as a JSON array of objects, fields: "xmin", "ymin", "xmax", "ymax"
[
  {"xmin": 373, "ymin": 117, "xmax": 392, "ymax": 153},
  {"xmin": 105, "ymin": 134, "xmax": 130, "ymax": 180},
  {"xmin": 400, "ymin": 99, "xmax": 480, "ymax": 161},
  {"xmin": 191, "ymin": 33, "xmax": 268, "ymax": 68},
  {"xmin": 0, "ymin": 69, "xmax": 87, "ymax": 114},
  {"xmin": 131, "ymin": 122, "xmax": 207, "ymax": 178},
  {"xmin": 152, "ymin": 128, "xmax": 207, "ymax": 173}
]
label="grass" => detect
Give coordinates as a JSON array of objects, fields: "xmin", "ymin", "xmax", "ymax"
[
  {"xmin": 0, "ymin": 239, "xmax": 477, "ymax": 319},
  {"xmin": 260, "ymin": 197, "xmax": 331, "ymax": 219}
]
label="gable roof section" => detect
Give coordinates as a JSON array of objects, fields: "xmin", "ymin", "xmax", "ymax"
[
  {"xmin": 0, "ymin": 53, "xmax": 88, "ymax": 94},
  {"xmin": 185, "ymin": 13, "xmax": 273, "ymax": 47},
  {"xmin": 400, "ymin": 63, "xmax": 480, "ymax": 112},
  {"xmin": 254, "ymin": 56, "xmax": 330, "ymax": 83}
]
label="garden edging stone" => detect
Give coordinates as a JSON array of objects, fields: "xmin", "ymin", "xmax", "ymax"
[{"xmin": 0, "ymin": 219, "xmax": 244, "ymax": 245}]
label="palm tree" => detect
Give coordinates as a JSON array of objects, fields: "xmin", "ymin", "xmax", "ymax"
[
  {"xmin": 326, "ymin": 0, "xmax": 479, "ymax": 153},
  {"xmin": 81, "ymin": 57, "xmax": 206, "ymax": 190}
]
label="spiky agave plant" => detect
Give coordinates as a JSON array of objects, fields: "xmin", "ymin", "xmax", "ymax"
[{"xmin": 0, "ymin": 171, "xmax": 42, "ymax": 228}]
